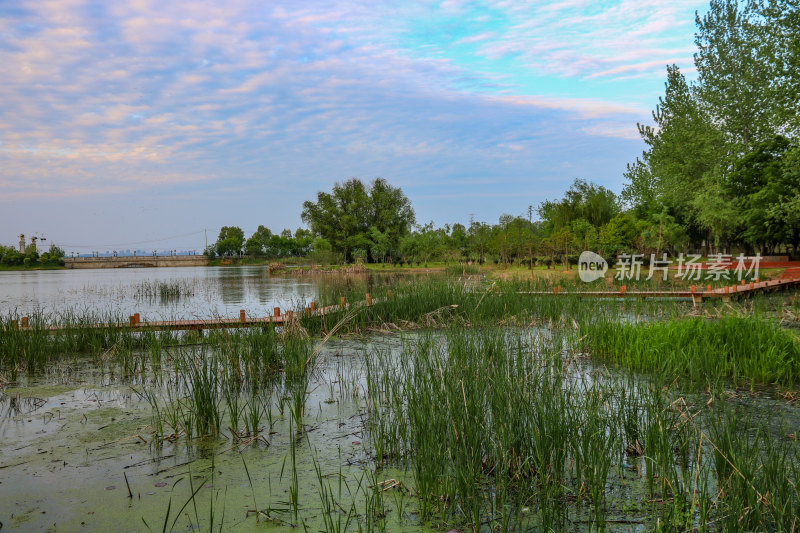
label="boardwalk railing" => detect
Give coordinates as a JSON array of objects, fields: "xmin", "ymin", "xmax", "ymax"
[
  {"xmin": 521, "ymin": 275, "xmax": 800, "ymax": 303},
  {"xmin": 10, "ymin": 293, "xmax": 379, "ymax": 335}
]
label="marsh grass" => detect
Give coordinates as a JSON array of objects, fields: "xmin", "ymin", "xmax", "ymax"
[
  {"xmin": 135, "ymin": 327, "xmax": 315, "ymax": 444},
  {"xmin": 361, "ymin": 327, "xmax": 800, "ymax": 531},
  {"xmin": 133, "ymin": 279, "xmax": 197, "ymax": 303},
  {"xmin": 302, "ymin": 277, "xmax": 678, "ymax": 337},
  {"xmin": 583, "ymin": 316, "xmax": 800, "ymax": 386}
]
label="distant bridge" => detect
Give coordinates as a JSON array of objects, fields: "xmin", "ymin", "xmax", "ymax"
[{"xmin": 64, "ymin": 255, "xmax": 208, "ymax": 269}]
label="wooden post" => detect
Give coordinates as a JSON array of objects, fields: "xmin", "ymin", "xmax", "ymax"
[
  {"xmin": 21, "ymin": 316, "xmax": 29, "ymax": 328},
  {"xmin": 707, "ymin": 284, "xmax": 712, "ymax": 292},
  {"xmin": 239, "ymin": 309, "xmax": 246, "ymax": 323},
  {"xmin": 724, "ymin": 286, "xmax": 729, "ymax": 294},
  {"xmin": 134, "ymin": 313, "xmax": 140, "ymax": 325},
  {"xmin": 129, "ymin": 315, "xmax": 136, "ymax": 327},
  {"xmin": 274, "ymin": 307, "xmax": 280, "ymax": 317},
  {"xmin": 740, "ymin": 279, "xmax": 745, "ymax": 285},
  {"xmin": 365, "ymin": 293, "xmax": 372, "ymax": 306},
  {"xmin": 691, "ymin": 285, "xmax": 696, "ymax": 294},
  {"xmin": 339, "ymin": 297, "xmax": 346, "ymax": 310},
  {"xmin": 310, "ymin": 301, "xmax": 316, "ymax": 311}
]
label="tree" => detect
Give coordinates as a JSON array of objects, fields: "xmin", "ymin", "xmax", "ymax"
[
  {"xmin": 215, "ymin": 226, "xmax": 244, "ymax": 257},
  {"xmin": 449, "ymin": 223, "xmax": 468, "ymax": 260},
  {"xmin": 39, "ymin": 244, "xmax": 65, "ymax": 266},
  {"xmin": 467, "ymin": 221, "xmax": 491, "ymax": 264},
  {"xmin": 695, "ymin": 0, "xmax": 776, "ymax": 155},
  {"xmin": 599, "ymin": 213, "xmax": 640, "ymax": 258},
  {"xmin": 624, "ymin": 65, "xmax": 725, "ymax": 234},
  {"xmin": 301, "ymin": 178, "xmax": 415, "ymax": 262},
  {"xmin": 692, "ymin": 167, "xmax": 738, "ymax": 254},
  {"xmin": 636, "ymin": 210, "xmax": 688, "ymax": 256},
  {"xmin": 539, "ymin": 179, "xmax": 619, "ymax": 235},
  {"xmin": 369, "ymin": 226, "xmax": 391, "ymax": 264},
  {"xmin": 758, "ymin": 0, "xmax": 800, "ymax": 138},
  {"xmin": 245, "ymin": 225, "xmax": 272, "ymax": 257},
  {"xmin": 727, "ymin": 136, "xmax": 794, "ymax": 253},
  {"xmin": 310, "ymin": 237, "xmax": 335, "ymax": 264}
]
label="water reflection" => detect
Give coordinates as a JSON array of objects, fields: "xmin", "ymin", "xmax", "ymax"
[{"xmin": 0, "ymin": 266, "xmax": 319, "ymax": 320}]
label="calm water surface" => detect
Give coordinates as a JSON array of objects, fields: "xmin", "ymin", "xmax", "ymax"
[{"xmin": 0, "ymin": 266, "xmax": 316, "ymax": 320}]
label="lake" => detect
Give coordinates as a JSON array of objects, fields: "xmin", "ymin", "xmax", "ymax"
[{"xmin": 0, "ymin": 266, "xmax": 317, "ymax": 320}]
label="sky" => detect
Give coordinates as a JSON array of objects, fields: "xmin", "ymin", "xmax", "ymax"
[{"xmin": 0, "ymin": 0, "xmax": 707, "ymax": 253}]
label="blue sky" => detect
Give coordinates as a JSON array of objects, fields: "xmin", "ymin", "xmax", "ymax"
[{"xmin": 0, "ymin": 0, "xmax": 706, "ymax": 252}]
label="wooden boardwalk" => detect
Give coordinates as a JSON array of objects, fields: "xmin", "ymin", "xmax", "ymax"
[
  {"xmin": 8, "ymin": 274, "xmax": 800, "ymax": 334},
  {"xmin": 11, "ymin": 295, "xmax": 374, "ymax": 335},
  {"xmin": 523, "ymin": 275, "xmax": 800, "ymax": 303}
]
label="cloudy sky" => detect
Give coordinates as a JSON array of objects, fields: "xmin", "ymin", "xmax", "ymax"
[{"xmin": 0, "ymin": 0, "xmax": 705, "ymax": 253}]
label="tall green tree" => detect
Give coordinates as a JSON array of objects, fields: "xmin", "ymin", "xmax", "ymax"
[
  {"xmin": 728, "ymin": 136, "xmax": 799, "ymax": 253},
  {"xmin": 244, "ymin": 225, "xmax": 272, "ymax": 257},
  {"xmin": 539, "ymin": 179, "xmax": 619, "ymax": 235},
  {"xmin": 695, "ymin": 0, "xmax": 777, "ymax": 154},
  {"xmin": 301, "ymin": 178, "xmax": 415, "ymax": 262},
  {"xmin": 623, "ymin": 64, "xmax": 725, "ymax": 235},
  {"xmin": 758, "ymin": 0, "xmax": 800, "ymax": 137},
  {"xmin": 215, "ymin": 226, "xmax": 244, "ymax": 257}
]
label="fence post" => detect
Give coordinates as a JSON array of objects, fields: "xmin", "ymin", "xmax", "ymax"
[
  {"xmin": 274, "ymin": 307, "xmax": 280, "ymax": 318},
  {"xmin": 340, "ymin": 297, "xmax": 346, "ymax": 310},
  {"xmin": 240, "ymin": 309, "xmax": 246, "ymax": 323},
  {"xmin": 134, "ymin": 313, "xmax": 140, "ymax": 325},
  {"xmin": 21, "ymin": 316, "xmax": 29, "ymax": 328},
  {"xmin": 129, "ymin": 315, "xmax": 136, "ymax": 327},
  {"xmin": 365, "ymin": 293, "xmax": 372, "ymax": 306}
]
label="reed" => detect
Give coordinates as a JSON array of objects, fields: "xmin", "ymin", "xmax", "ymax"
[{"xmin": 583, "ymin": 316, "xmax": 800, "ymax": 386}]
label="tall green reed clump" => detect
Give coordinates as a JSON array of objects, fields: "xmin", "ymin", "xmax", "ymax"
[
  {"xmin": 365, "ymin": 327, "xmax": 797, "ymax": 531},
  {"xmin": 302, "ymin": 277, "xmax": 656, "ymax": 335},
  {"xmin": 0, "ymin": 309, "xmax": 187, "ymax": 378},
  {"xmin": 364, "ymin": 328, "xmax": 623, "ymax": 530},
  {"xmin": 583, "ymin": 316, "xmax": 800, "ymax": 386},
  {"xmin": 133, "ymin": 279, "xmax": 196, "ymax": 303},
  {"xmin": 144, "ymin": 328, "xmax": 314, "ymax": 443},
  {"xmin": 708, "ymin": 406, "xmax": 800, "ymax": 530}
]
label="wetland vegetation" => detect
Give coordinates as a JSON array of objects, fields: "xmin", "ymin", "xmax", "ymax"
[{"xmin": 2, "ymin": 268, "xmax": 800, "ymax": 531}]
